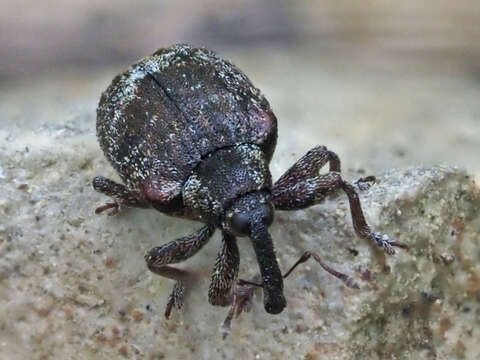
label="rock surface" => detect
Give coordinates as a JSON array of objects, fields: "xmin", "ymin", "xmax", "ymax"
[{"xmin": 1, "ymin": 113, "xmax": 480, "ymax": 359}]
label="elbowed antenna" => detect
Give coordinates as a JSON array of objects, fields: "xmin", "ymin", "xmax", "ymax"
[{"xmin": 250, "ymin": 223, "xmax": 286, "ymax": 314}]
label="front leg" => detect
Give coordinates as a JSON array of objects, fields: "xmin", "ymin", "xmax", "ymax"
[
  {"xmin": 208, "ymin": 231, "xmax": 240, "ymax": 307},
  {"xmin": 221, "ymin": 278, "xmax": 257, "ymax": 339},
  {"xmin": 272, "ymin": 146, "xmax": 407, "ymax": 254},
  {"xmin": 145, "ymin": 225, "xmax": 215, "ymax": 318},
  {"xmin": 92, "ymin": 176, "xmax": 149, "ymax": 215}
]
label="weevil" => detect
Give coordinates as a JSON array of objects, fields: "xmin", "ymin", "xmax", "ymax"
[{"xmin": 93, "ymin": 44, "xmax": 407, "ymax": 337}]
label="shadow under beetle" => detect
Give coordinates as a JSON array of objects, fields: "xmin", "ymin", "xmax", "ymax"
[{"xmin": 93, "ymin": 44, "xmax": 407, "ymax": 337}]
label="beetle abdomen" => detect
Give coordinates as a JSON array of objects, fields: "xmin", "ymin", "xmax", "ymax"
[{"xmin": 96, "ymin": 44, "xmax": 277, "ymax": 193}]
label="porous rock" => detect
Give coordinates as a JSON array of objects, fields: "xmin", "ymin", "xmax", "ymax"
[{"xmin": 1, "ymin": 122, "xmax": 479, "ymax": 360}]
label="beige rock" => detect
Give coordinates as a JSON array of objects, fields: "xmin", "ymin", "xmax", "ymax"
[{"xmin": 1, "ymin": 114, "xmax": 479, "ymax": 359}]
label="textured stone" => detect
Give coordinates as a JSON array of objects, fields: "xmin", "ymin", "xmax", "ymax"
[{"xmin": 1, "ymin": 112, "xmax": 479, "ymax": 359}]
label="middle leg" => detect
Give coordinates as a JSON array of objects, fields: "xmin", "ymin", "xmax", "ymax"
[{"xmin": 272, "ymin": 146, "xmax": 407, "ymax": 254}]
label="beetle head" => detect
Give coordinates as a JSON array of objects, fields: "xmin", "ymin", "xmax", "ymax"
[
  {"xmin": 224, "ymin": 191, "xmax": 286, "ymax": 314},
  {"xmin": 225, "ymin": 191, "xmax": 274, "ymax": 238}
]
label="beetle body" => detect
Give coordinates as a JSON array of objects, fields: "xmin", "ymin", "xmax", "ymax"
[
  {"xmin": 96, "ymin": 44, "xmax": 285, "ymax": 313},
  {"xmin": 94, "ymin": 44, "xmax": 405, "ymax": 329},
  {"xmin": 97, "ymin": 44, "xmax": 276, "ymax": 208}
]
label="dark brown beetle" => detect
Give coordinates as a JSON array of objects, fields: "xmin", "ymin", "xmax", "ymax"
[{"xmin": 93, "ymin": 44, "xmax": 406, "ymax": 336}]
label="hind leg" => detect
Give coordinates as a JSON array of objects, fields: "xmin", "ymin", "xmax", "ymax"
[
  {"xmin": 145, "ymin": 225, "xmax": 215, "ymax": 318},
  {"xmin": 92, "ymin": 176, "xmax": 149, "ymax": 215}
]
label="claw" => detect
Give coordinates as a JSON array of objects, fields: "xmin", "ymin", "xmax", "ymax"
[
  {"xmin": 370, "ymin": 232, "xmax": 408, "ymax": 255},
  {"xmin": 95, "ymin": 202, "xmax": 119, "ymax": 215},
  {"xmin": 164, "ymin": 281, "xmax": 184, "ymax": 319},
  {"xmin": 221, "ymin": 279, "xmax": 257, "ymax": 339},
  {"xmin": 354, "ymin": 175, "xmax": 377, "ymax": 191},
  {"xmin": 221, "ymin": 317, "xmax": 232, "ymax": 340},
  {"xmin": 164, "ymin": 298, "xmax": 174, "ymax": 319}
]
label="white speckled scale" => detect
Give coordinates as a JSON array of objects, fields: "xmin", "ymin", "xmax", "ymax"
[{"xmin": 96, "ymin": 44, "xmax": 278, "ymax": 202}]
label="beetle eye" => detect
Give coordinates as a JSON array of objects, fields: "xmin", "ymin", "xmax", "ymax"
[
  {"xmin": 259, "ymin": 203, "xmax": 274, "ymax": 227},
  {"xmin": 231, "ymin": 213, "xmax": 251, "ymax": 235}
]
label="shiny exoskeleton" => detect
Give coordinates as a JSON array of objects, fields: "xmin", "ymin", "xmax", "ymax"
[{"xmin": 93, "ymin": 44, "xmax": 406, "ymax": 337}]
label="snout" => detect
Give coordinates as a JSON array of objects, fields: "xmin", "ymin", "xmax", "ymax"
[
  {"xmin": 249, "ymin": 220, "xmax": 285, "ymax": 315},
  {"xmin": 264, "ymin": 291, "xmax": 286, "ymax": 314}
]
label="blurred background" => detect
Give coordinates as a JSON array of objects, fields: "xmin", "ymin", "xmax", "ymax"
[
  {"xmin": 1, "ymin": 0, "xmax": 479, "ymax": 175},
  {"xmin": 1, "ymin": 3, "xmax": 479, "ymax": 358}
]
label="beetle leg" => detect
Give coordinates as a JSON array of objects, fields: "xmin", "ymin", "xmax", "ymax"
[
  {"xmin": 208, "ymin": 231, "xmax": 240, "ymax": 307},
  {"xmin": 282, "ymin": 251, "xmax": 359, "ymax": 288},
  {"xmin": 221, "ymin": 249, "xmax": 363, "ymax": 339},
  {"xmin": 272, "ymin": 146, "xmax": 337, "ymax": 210},
  {"xmin": 354, "ymin": 175, "xmax": 377, "ymax": 191},
  {"xmin": 221, "ymin": 276, "xmax": 260, "ymax": 339},
  {"xmin": 272, "ymin": 146, "xmax": 407, "ymax": 254},
  {"xmin": 144, "ymin": 225, "xmax": 215, "ymax": 318},
  {"xmin": 92, "ymin": 176, "xmax": 149, "ymax": 215}
]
